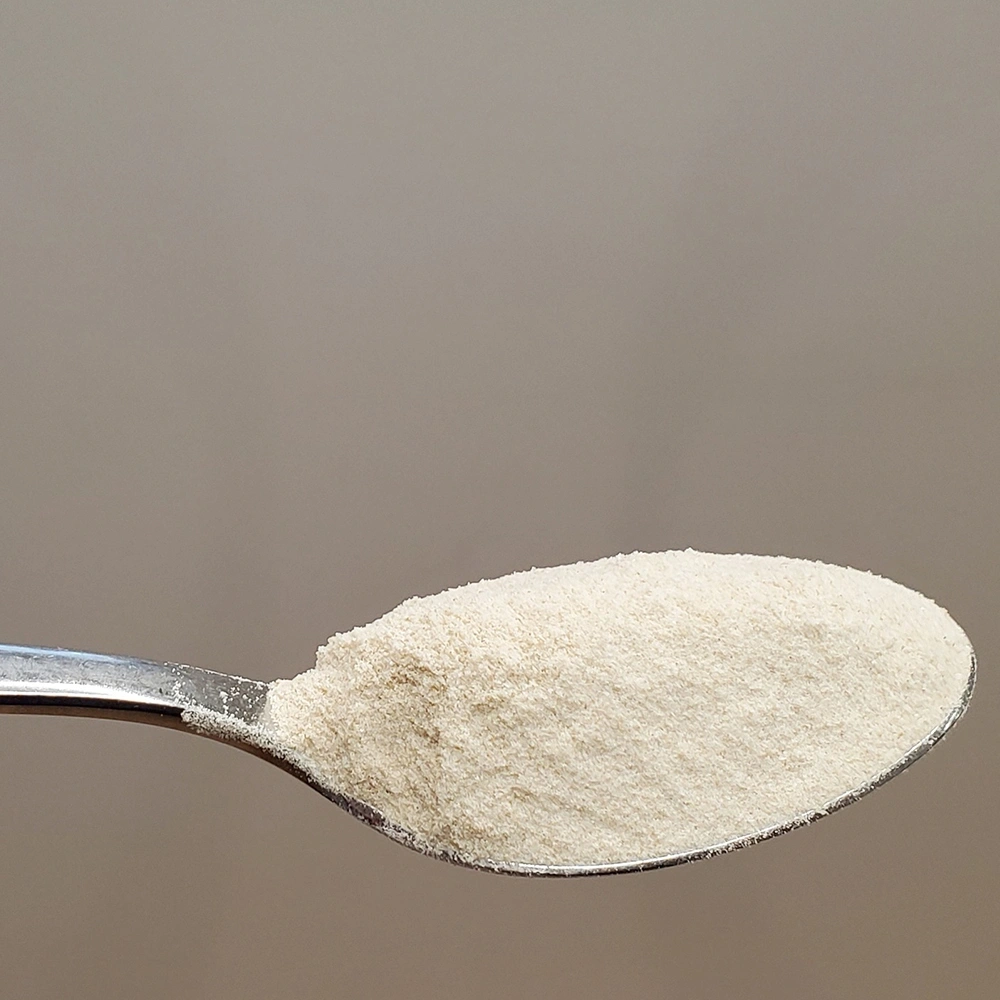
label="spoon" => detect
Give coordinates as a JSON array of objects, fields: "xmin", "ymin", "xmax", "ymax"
[{"xmin": 0, "ymin": 642, "xmax": 975, "ymax": 877}]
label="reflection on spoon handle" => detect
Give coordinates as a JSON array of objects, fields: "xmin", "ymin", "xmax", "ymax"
[{"xmin": 0, "ymin": 643, "xmax": 268, "ymax": 729}]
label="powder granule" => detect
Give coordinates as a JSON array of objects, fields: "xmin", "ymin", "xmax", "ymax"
[{"xmin": 262, "ymin": 551, "xmax": 972, "ymax": 866}]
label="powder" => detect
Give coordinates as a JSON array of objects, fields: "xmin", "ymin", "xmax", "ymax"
[{"xmin": 262, "ymin": 551, "xmax": 972, "ymax": 867}]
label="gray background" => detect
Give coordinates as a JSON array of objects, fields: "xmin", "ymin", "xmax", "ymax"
[{"xmin": 1, "ymin": 2, "xmax": 997, "ymax": 997}]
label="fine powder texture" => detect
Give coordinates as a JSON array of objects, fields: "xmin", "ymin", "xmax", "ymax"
[{"xmin": 262, "ymin": 551, "xmax": 972, "ymax": 866}]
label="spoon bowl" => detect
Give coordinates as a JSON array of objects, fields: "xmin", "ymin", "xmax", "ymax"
[{"xmin": 0, "ymin": 642, "xmax": 975, "ymax": 876}]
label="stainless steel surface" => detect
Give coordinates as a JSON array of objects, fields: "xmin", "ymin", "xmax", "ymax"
[
  {"xmin": 0, "ymin": 644, "xmax": 269, "ymax": 726},
  {"xmin": 0, "ymin": 642, "xmax": 977, "ymax": 878}
]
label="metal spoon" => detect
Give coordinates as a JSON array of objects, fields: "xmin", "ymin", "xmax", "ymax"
[{"xmin": 0, "ymin": 642, "xmax": 975, "ymax": 877}]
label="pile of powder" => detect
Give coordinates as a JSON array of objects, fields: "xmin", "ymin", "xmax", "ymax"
[{"xmin": 262, "ymin": 551, "xmax": 973, "ymax": 867}]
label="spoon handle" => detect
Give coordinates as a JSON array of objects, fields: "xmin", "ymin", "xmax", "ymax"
[{"xmin": 0, "ymin": 644, "xmax": 268, "ymax": 729}]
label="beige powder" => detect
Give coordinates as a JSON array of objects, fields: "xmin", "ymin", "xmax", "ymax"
[{"xmin": 262, "ymin": 551, "xmax": 972, "ymax": 866}]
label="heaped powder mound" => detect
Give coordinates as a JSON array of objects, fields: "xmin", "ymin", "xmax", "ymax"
[{"xmin": 262, "ymin": 551, "xmax": 973, "ymax": 866}]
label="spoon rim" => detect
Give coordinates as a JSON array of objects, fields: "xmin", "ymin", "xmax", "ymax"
[{"xmin": 233, "ymin": 652, "xmax": 977, "ymax": 877}]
